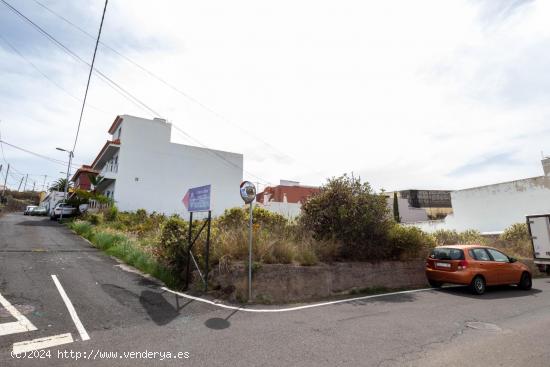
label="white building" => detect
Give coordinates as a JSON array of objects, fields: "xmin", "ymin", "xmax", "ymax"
[
  {"xmin": 256, "ymin": 180, "xmax": 320, "ymax": 219},
  {"xmin": 413, "ymin": 158, "xmax": 550, "ymax": 233},
  {"xmin": 88, "ymin": 115, "xmax": 243, "ymax": 216},
  {"xmin": 40, "ymin": 191, "xmax": 65, "ymax": 215}
]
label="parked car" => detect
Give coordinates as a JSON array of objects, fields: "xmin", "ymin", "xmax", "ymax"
[
  {"xmin": 24, "ymin": 205, "xmax": 37, "ymax": 215},
  {"xmin": 30, "ymin": 207, "xmax": 48, "ymax": 216},
  {"xmin": 425, "ymin": 245, "xmax": 532, "ymax": 295},
  {"xmin": 50, "ymin": 203, "xmax": 77, "ymax": 220}
]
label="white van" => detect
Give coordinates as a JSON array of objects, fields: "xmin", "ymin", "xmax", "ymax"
[{"xmin": 527, "ymin": 214, "xmax": 550, "ymax": 274}]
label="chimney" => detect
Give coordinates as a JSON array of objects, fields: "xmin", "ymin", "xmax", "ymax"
[{"xmin": 543, "ymin": 157, "xmax": 550, "ymax": 176}]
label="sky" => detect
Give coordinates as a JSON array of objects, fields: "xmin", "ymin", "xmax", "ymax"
[{"xmin": 1, "ymin": 0, "xmax": 549, "ymax": 193}]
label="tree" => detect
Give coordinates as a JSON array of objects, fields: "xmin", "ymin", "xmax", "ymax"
[
  {"xmin": 49, "ymin": 178, "xmax": 71, "ymax": 192},
  {"xmin": 393, "ymin": 192, "xmax": 400, "ymax": 223},
  {"xmin": 300, "ymin": 174, "xmax": 394, "ymax": 260},
  {"xmin": 87, "ymin": 174, "xmax": 104, "ymax": 191}
]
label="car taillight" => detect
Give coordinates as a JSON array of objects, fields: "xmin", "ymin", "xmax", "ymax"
[
  {"xmin": 425, "ymin": 260, "xmax": 432, "ymax": 268},
  {"xmin": 457, "ymin": 260, "xmax": 468, "ymax": 270}
]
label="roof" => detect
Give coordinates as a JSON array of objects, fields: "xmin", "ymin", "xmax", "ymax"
[
  {"xmin": 71, "ymin": 165, "xmax": 98, "ymax": 182},
  {"xmin": 90, "ymin": 139, "xmax": 120, "ymax": 169},
  {"xmin": 108, "ymin": 115, "xmax": 123, "ymax": 135}
]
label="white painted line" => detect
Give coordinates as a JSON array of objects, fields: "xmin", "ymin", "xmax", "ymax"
[
  {"xmin": 12, "ymin": 333, "xmax": 74, "ymax": 355},
  {"xmin": 51, "ymin": 275, "xmax": 90, "ymax": 341},
  {"xmin": 161, "ymin": 286, "xmax": 435, "ymax": 313},
  {"xmin": 0, "ymin": 292, "xmax": 37, "ymax": 336},
  {"xmin": 0, "ymin": 321, "xmax": 33, "ymax": 337}
]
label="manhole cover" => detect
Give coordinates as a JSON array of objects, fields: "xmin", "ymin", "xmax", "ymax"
[
  {"xmin": 0, "ymin": 304, "xmax": 35, "ymax": 318},
  {"xmin": 465, "ymin": 322, "xmax": 501, "ymax": 332}
]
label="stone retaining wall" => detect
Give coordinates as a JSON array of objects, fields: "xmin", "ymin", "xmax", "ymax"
[
  {"xmin": 208, "ymin": 259, "xmax": 543, "ymax": 304},
  {"xmin": 209, "ymin": 261, "xmax": 428, "ymax": 304}
]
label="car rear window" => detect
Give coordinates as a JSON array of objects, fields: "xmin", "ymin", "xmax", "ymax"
[{"xmin": 429, "ymin": 248, "xmax": 464, "ymax": 260}]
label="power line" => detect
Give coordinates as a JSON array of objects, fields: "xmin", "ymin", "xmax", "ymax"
[
  {"xmin": 3, "ymin": 0, "xmax": 274, "ymax": 186},
  {"xmin": 171, "ymin": 124, "xmax": 272, "ymax": 186},
  {"xmin": 0, "ymin": 34, "xmax": 109, "ymax": 115},
  {"xmin": 0, "ymin": 139, "xmax": 81, "ymax": 168},
  {"xmin": 0, "ymin": 0, "xmax": 159, "ymax": 118},
  {"xmin": 71, "ymin": 0, "xmax": 108, "ymax": 153},
  {"xmin": 0, "ymin": 122, "xmax": 26, "ymax": 177},
  {"xmin": 30, "ymin": 0, "xmax": 295, "ymax": 163}
]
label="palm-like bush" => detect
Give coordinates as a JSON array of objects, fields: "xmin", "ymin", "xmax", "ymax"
[{"xmin": 49, "ymin": 178, "xmax": 71, "ymax": 192}]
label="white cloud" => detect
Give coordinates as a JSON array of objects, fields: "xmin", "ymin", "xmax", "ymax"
[{"xmin": 0, "ymin": 0, "xmax": 549, "ymax": 192}]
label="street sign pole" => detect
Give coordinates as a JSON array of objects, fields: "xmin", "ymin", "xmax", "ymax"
[
  {"xmin": 240, "ymin": 181, "xmax": 256, "ymax": 302},
  {"xmin": 248, "ymin": 200, "xmax": 253, "ymax": 301},
  {"xmin": 182, "ymin": 185, "xmax": 211, "ymax": 291}
]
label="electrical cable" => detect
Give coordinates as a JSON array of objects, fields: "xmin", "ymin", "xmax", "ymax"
[
  {"xmin": 2, "ymin": 0, "xmax": 275, "ymax": 188},
  {"xmin": 70, "ymin": 0, "xmax": 108, "ymax": 153},
  {"xmin": 0, "ymin": 34, "xmax": 109, "ymax": 115},
  {"xmin": 30, "ymin": 0, "xmax": 294, "ymax": 163}
]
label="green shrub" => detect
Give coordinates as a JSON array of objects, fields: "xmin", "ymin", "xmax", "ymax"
[
  {"xmin": 217, "ymin": 207, "xmax": 246, "ymax": 228},
  {"xmin": 158, "ymin": 217, "xmax": 189, "ymax": 277},
  {"xmin": 433, "ymin": 229, "xmax": 486, "ymax": 246},
  {"xmin": 251, "ymin": 206, "xmax": 287, "ymax": 228},
  {"xmin": 296, "ymin": 245, "xmax": 319, "ymax": 266},
  {"xmin": 135, "ymin": 208, "xmax": 147, "ymax": 222},
  {"xmin": 217, "ymin": 206, "xmax": 287, "ymax": 229},
  {"xmin": 432, "ymin": 229, "xmax": 460, "ymax": 245},
  {"xmin": 93, "ymin": 231, "xmax": 126, "ymax": 250},
  {"xmin": 70, "ymin": 220, "xmax": 93, "ymax": 239},
  {"xmin": 300, "ymin": 174, "xmax": 393, "ymax": 260},
  {"xmin": 459, "ymin": 229, "xmax": 487, "ymax": 244},
  {"xmin": 500, "ymin": 223, "xmax": 529, "ymax": 243},
  {"xmin": 270, "ymin": 241, "xmax": 295, "ymax": 264},
  {"xmin": 105, "ymin": 205, "xmax": 119, "ymax": 222},
  {"xmin": 87, "ymin": 213, "xmax": 103, "ymax": 225},
  {"xmin": 388, "ymin": 225, "xmax": 435, "ymax": 259}
]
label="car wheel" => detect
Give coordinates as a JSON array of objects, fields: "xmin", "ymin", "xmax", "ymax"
[
  {"xmin": 518, "ymin": 272, "xmax": 532, "ymax": 290},
  {"xmin": 428, "ymin": 279, "xmax": 442, "ymax": 288},
  {"xmin": 470, "ymin": 276, "xmax": 486, "ymax": 295}
]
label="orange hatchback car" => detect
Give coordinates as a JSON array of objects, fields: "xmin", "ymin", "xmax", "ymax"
[{"xmin": 425, "ymin": 245, "xmax": 532, "ymax": 295}]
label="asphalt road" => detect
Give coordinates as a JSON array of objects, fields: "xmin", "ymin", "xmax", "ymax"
[{"xmin": 1, "ymin": 213, "xmax": 550, "ymax": 366}]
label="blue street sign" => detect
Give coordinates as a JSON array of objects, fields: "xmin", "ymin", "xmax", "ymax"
[{"xmin": 182, "ymin": 184, "xmax": 211, "ymax": 212}]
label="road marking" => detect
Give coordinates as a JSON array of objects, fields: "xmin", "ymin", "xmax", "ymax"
[
  {"xmin": 12, "ymin": 333, "xmax": 74, "ymax": 355},
  {"xmin": 161, "ymin": 286, "xmax": 434, "ymax": 313},
  {"xmin": 0, "ymin": 292, "xmax": 37, "ymax": 336},
  {"xmin": 51, "ymin": 275, "xmax": 90, "ymax": 341}
]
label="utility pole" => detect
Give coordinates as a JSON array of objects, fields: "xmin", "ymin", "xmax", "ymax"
[
  {"xmin": 17, "ymin": 176, "xmax": 23, "ymax": 192},
  {"xmin": 1, "ymin": 163, "xmax": 9, "ymax": 199},
  {"xmin": 23, "ymin": 174, "xmax": 28, "ymax": 192},
  {"xmin": 32, "ymin": 182, "xmax": 36, "ymax": 192},
  {"xmin": 42, "ymin": 175, "xmax": 47, "ymax": 191},
  {"xmin": 56, "ymin": 148, "xmax": 74, "ymax": 221}
]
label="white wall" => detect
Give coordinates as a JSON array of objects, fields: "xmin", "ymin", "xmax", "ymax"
[
  {"xmin": 411, "ymin": 176, "xmax": 550, "ymax": 233},
  {"xmin": 388, "ymin": 197, "xmax": 429, "ymax": 223},
  {"xmin": 112, "ymin": 115, "xmax": 243, "ymax": 216},
  {"xmin": 258, "ymin": 201, "xmax": 302, "ymax": 219}
]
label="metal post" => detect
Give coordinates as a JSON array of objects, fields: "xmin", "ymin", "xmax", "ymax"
[
  {"xmin": 60, "ymin": 151, "xmax": 73, "ymax": 221},
  {"xmin": 23, "ymin": 174, "xmax": 28, "ymax": 192},
  {"xmin": 204, "ymin": 210, "xmax": 212, "ymax": 292},
  {"xmin": 17, "ymin": 177, "xmax": 23, "ymax": 192},
  {"xmin": 185, "ymin": 211, "xmax": 193, "ymax": 290},
  {"xmin": 1, "ymin": 164, "xmax": 8, "ymax": 199},
  {"xmin": 248, "ymin": 201, "xmax": 254, "ymax": 301}
]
